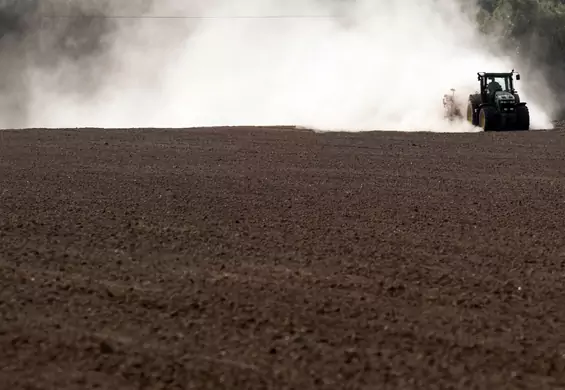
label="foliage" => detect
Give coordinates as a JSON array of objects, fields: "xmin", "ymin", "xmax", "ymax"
[{"xmin": 476, "ymin": 0, "xmax": 565, "ymax": 115}]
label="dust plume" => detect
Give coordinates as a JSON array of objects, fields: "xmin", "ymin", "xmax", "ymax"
[{"xmin": 4, "ymin": 0, "xmax": 558, "ymax": 131}]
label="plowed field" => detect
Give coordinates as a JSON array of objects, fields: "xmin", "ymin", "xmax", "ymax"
[{"xmin": 2, "ymin": 127, "xmax": 565, "ymax": 389}]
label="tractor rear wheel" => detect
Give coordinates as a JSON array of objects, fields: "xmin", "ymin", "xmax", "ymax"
[
  {"xmin": 466, "ymin": 102, "xmax": 476, "ymax": 125},
  {"xmin": 513, "ymin": 93, "xmax": 521, "ymax": 103},
  {"xmin": 478, "ymin": 106, "xmax": 499, "ymax": 131},
  {"xmin": 467, "ymin": 94, "xmax": 481, "ymax": 126},
  {"xmin": 515, "ymin": 105, "xmax": 530, "ymax": 131}
]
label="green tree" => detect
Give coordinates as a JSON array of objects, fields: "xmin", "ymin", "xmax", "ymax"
[{"xmin": 477, "ymin": 0, "xmax": 565, "ymax": 117}]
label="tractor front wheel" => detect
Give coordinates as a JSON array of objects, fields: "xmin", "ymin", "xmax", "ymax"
[{"xmin": 478, "ymin": 106, "xmax": 499, "ymax": 131}]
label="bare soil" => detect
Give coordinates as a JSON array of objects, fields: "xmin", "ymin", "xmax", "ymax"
[{"xmin": 2, "ymin": 127, "xmax": 565, "ymax": 389}]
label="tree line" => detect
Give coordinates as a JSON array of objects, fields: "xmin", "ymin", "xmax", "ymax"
[{"xmin": 477, "ymin": 0, "xmax": 565, "ymax": 116}]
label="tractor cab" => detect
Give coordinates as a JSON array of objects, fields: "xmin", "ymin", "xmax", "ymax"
[{"xmin": 477, "ymin": 71, "xmax": 520, "ymax": 104}]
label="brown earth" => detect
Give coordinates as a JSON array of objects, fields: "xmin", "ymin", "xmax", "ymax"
[{"xmin": 2, "ymin": 126, "xmax": 565, "ymax": 389}]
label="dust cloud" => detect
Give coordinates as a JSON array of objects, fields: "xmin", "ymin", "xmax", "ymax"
[{"xmin": 3, "ymin": 0, "xmax": 557, "ymax": 131}]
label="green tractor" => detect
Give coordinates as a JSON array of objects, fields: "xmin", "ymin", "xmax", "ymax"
[{"xmin": 466, "ymin": 70, "xmax": 530, "ymax": 131}]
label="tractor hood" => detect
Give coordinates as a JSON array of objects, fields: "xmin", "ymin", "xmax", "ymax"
[{"xmin": 494, "ymin": 91, "xmax": 516, "ymax": 101}]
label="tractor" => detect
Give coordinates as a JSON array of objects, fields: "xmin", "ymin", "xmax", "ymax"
[{"xmin": 466, "ymin": 70, "xmax": 530, "ymax": 131}]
